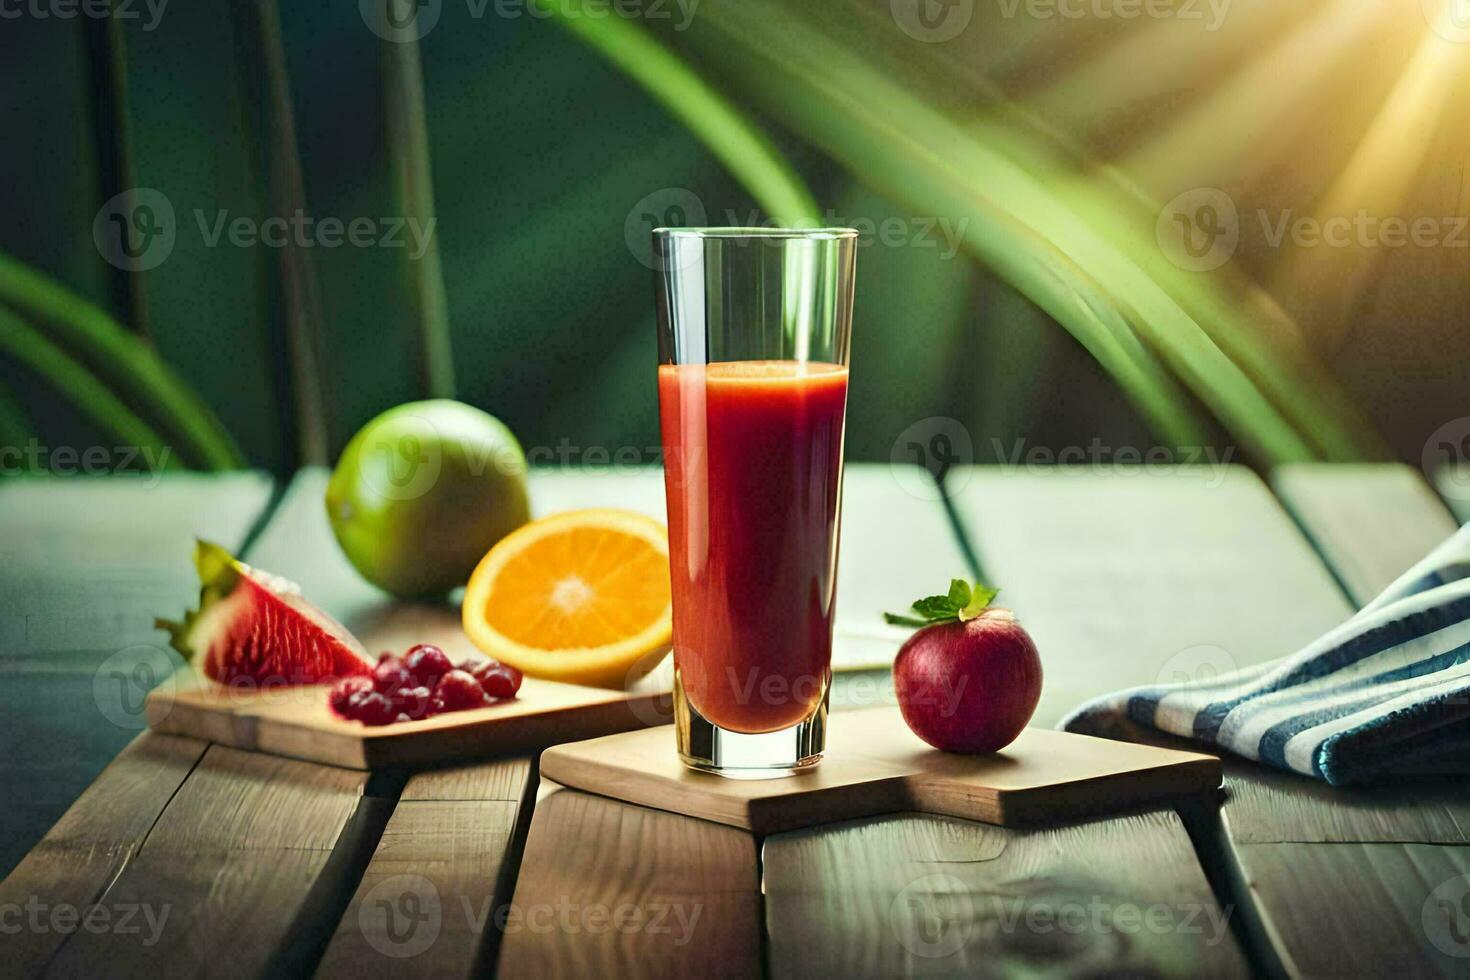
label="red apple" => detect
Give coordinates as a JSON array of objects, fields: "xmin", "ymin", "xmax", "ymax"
[{"xmin": 893, "ymin": 608, "xmax": 1042, "ymax": 753}]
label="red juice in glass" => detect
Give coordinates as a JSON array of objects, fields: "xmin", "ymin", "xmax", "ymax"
[
  {"xmin": 653, "ymin": 226, "xmax": 856, "ymax": 775},
  {"xmin": 659, "ymin": 361, "xmax": 848, "ymax": 735}
]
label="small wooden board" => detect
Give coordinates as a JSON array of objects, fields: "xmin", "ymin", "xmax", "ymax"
[
  {"xmin": 539, "ymin": 707, "xmax": 1221, "ymax": 832},
  {"xmin": 147, "ymin": 673, "xmax": 671, "ymax": 770}
]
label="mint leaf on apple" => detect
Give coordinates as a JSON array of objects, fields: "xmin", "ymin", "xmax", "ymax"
[
  {"xmin": 959, "ymin": 586, "xmax": 999, "ymax": 621},
  {"xmin": 885, "ymin": 580, "xmax": 999, "ymax": 629}
]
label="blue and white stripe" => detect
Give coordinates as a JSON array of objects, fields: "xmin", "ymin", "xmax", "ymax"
[{"xmin": 1061, "ymin": 524, "xmax": 1470, "ymax": 785}]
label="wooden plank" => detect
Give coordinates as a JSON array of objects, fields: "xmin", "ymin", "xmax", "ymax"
[
  {"xmin": 1220, "ymin": 759, "xmax": 1470, "ymax": 844},
  {"xmin": 0, "ymin": 473, "xmax": 275, "ymax": 655},
  {"xmin": 0, "ymin": 733, "xmax": 208, "ymax": 975},
  {"xmin": 541, "ymin": 708, "xmax": 1220, "ymax": 833},
  {"xmin": 315, "ymin": 759, "xmax": 534, "ymax": 976},
  {"xmin": 43, "ymin": 745, "xmax": 383, "ymax": 978},
  {"xmin": 530, "ymin": 463, "xmax": 969, "ymax": 671},
  {"xmin": 0, "ymin": 474, "xmax": 273, "ymax": 880},
  {"xmin": 496, "ymin": 781, "xmax": 762, "ymax": 978},
  {"xmin": 1225, "ymin": 840, "xmax": 1470, "ymax": 978},
  {"xmin": 1272, "ymin": 462, "xmax": 1457, "ymax": 604},
  {"xmin": 765, "ymin": 809, "xmax": 1250, "ymax": 978}
]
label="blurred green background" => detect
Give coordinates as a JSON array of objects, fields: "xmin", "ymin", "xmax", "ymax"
[{"xmin": 2, "ymin": 0, "xmax": 1468, "ymax": 477}]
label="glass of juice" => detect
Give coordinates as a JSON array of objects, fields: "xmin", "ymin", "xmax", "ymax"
[{"xmin": 653, "ymin": 227, "xmax": 858, "ymax": 777}]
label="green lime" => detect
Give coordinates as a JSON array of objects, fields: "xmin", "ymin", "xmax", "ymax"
[{"xmin": 326, "ymin": 400, "xmax": 531, "ymax": 598}]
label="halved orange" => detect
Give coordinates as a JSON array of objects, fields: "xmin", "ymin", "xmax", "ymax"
[{"xmin": 461, "ymin": 509, "xmax": 672, "ymax": 689}]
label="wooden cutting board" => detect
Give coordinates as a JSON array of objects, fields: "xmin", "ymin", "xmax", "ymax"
[
  {"xmin": 539, "ymin": 707, "xmax": 1221, "ymax": 832},
  {"xmin": 146, "ymin": 672, "xmax": 672, "ymax": 770}
]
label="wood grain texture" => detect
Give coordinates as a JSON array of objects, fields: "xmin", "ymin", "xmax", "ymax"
[
  {"xmin": 0, "ymin": 474, "xmax": 272, "ymax": 880},
  {"xmin": 43, "ymin": 745, "xmax": 382, "ymax": 978},
  {"xmin": 945, "ymin": 465, "xmax": 1350, "ymax": 725},
  {"xmin": 1224, "ymin": 840, "xmax": 1470, "ymax": 978},
  {"xmin": 496, "ymin": 781, "xmax": 762, "ymax": 979},
  {"xmin": 1220, "ymin": 757, "xmax": 1470, "ymax": 844},
  {"xmin": 1271, "ymin": 462, "xmax": 1458, "ymax": 604},
  {"xmin": 315, "ymin": 759, "xmax": 534, "ymax": 977},
  {"xmin": 0, "ymin": 733, "xmax": 208, "ymax": 976},
  {"xmin": 541, "ymin": 708, "xmax": 1220, "ymax": 833},
  {"xmin": 530, "ymin": 463, "xmax": 969, "ymax": 671},
  {"xmin": 764, "ymin": 809, "xmax": 1250, "ymax": 979}
]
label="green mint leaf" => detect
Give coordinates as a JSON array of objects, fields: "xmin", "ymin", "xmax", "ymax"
[
  {"xmin": 886, "ymin": 579, "xmax": 1002, "ymax": 630},
  {"xmin": 882, "ymin": 578, "xmax": 999, "ymax": 631},
  {"xmin": 958, "ymin": 585, "xmax": 999, "ymax": 621},
  {"xmin": 911, "ymin": 595, "xmax": 960, "ymax": 620}
]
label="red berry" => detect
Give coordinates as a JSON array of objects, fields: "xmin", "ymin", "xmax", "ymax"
[
  {"xmin": 435, "ymin": 669, "xmax": 488, "ymax": 712},
  {"xmin": 349, "ymin": 691, "xmax": 397, "ymax": 726},
  {"xmin": 474, "ymin": 662, "xmax": 523, "ymax": 700},
  {"xmin": 329, "ymin": 676, "xmax": 373, "ymax": 716},
  {"xmin": 374, "ymin": 656, "xmax": 412, "ymax": 694},
  {"xmin": 394, "ymin": 685, "xmax": 434, "ymax": 720},
  {"xmin": 405, "ymin": 645, "xmax": 452, "ymax": 686}
]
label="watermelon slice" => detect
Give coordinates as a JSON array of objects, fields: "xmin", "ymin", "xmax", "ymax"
[{"xmin": 157, "ymin": 540, "xmax": 374, "ymax": 686}]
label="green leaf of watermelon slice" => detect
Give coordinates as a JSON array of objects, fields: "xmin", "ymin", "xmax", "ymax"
[{"xmin": 157, "ymin": 540, "xmax": 374, "ymax": 686}]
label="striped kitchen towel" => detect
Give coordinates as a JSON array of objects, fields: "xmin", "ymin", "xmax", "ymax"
[{"xmin": 1061, "ymin": 523, "xmax": 1470, "ymax": 785}]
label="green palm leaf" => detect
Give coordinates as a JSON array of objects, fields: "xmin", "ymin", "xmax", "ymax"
[
  {"xmin": 0, "ymin": 306, "xmax": 177, "ymax": 466},
  {"xmin": 0, "ymin": 251, "xmax": 243, "ymax": 469},
  {"xmin": 653, "ymin": 2, "xmax": 1384, "ymax": 462},
  {"xmin": 533, "ymin": 0, "xmax": 818, "ymax": 225}
]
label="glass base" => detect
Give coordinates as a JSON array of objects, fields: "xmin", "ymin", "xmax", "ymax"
[{"xmin": 674, "ymin": 669, "xmax": 828, "ymax": 778}]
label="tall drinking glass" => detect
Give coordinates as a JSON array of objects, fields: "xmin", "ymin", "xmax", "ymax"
[{"xmin": 653, "ymin": 228, "xmax": 857, "ymax": 777}]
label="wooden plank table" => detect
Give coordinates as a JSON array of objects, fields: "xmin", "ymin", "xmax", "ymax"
[
  {"xmin": 0, "ymin": 473, "xmax": 274, "ymax": 881},
  {"xmin": 1, "ymin": 462, "xmax": 1465, "ymax": 978}
]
